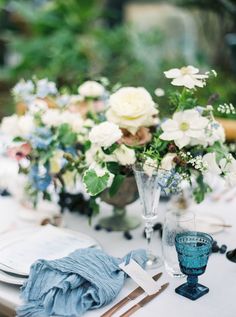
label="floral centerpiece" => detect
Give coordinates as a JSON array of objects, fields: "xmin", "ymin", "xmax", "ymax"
[{"xmin": 1, "ymin": 66, "xmax": 236, "ymax": 230}]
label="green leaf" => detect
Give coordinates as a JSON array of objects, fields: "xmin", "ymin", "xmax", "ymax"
[
  {"xmin": 102, "ymin": 143, "xmax": 118, "ymax": 155},
  {"xmin": 58, "ymin": 124, "xmax": 77, "ymax": 146},
  {"xmin": 88, "ymin": 197, "xmax": 100, "ymax": 224},
  {"xmin": 84, "ymin": 140, "xmax": 91, "ymax": 151},
  {"xmin": 106, "ymin": 162, "xmax": 120, "ymax": 174},
  {"xmin": 83, "ymin": 169, "xmax": 110, "ymax": 196},
  {"xmin": 13, "ymin": 136, "xmax": 25, "ymax": 142},
  {"xmin": 193, "ymin": 174, "xmax": 212, "ymax": 203},
  {"xmin": 109, "ymin": 174, "xmax": 125, "ymax": 197}
]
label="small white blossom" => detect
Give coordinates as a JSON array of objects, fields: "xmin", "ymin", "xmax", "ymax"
[
  {"xmin": 164, "ymin": 66, "xmax": 208, "ymax": 89},
  {"xmin": 78, "ymin": 81, "xmax": 105, "ymax": 98},
  {"xmin": 202, "ymin": 153, "xmax": 221, "ymax": 175},
  {"xmin": 217, "ymin": 103, "xmax": 235, "ymax": 115},
  {"xmin": 191, "ymin": 120, "xmax": 225, "ymax": 147},
  {"xmin": 154, "ymin": 88, "xmax": 165, "ymax": 97},
  {"xmin": 188, "ymin": 155, "xmax": 208, "ymax": 172},
  {"xmin": 143, "ymin": 158, "xmax": 158, "ymax": 176},
  {"xmin": 160, "ymin": 109, "xmax": 209, "ymax": 149},
  {"xmin": 160, "ymin": 153, "xmax": 176, "ymax": 171},
  {"xmin": 112, "ymin": 145, "xmax": 136, "ymax": 165}
]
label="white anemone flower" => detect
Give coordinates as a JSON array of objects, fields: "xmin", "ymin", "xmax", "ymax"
[
  {"xmin": 160, "ymin": 109, "xmax": 209, "ymax": 149},
  {"xmin": 164, "ymin": 66, "xmax": 208, "ymax": 89}
]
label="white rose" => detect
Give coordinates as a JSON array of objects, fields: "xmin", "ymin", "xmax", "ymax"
[
  {"xmin": 160, "ymin": 153, "xmax": 176, "ymax": 171},
  {"xmin": 1, "ymin": 114, "xmax": 34, "ymax": 137},
  {"xmin": 61, "ymin": 111, "xmax": 84, "ymax": 133},
  {"xmin": 113, "ymin": 145, "xmax": 136, "ymax": 165},
  {"xmin": 78, "ymin": 81, "xmax": 105, "ymax": 98},
  {"xmin": 143, "ymin": 158, "xmax": 158, "ymax": 176},
  {"xmin": 89, "ymin": 122, "xmax": 122, "ymax": 149},
  {"xmin": 41, "ymin": 109, "xmax": 61, "ymax": 127},
  {"xmin": 106, "ymin": 87, "xmax": 158, "ymax": 135},
  {"xmin": 18, "ymin": 115, "xmax": 35, "ymax": 136},
  {"xmin": 1, "ymin": 115, "xmax": 19, "ymax": 137},
  {"xmin": 42, "ymin": 109, "xmax": 83, "ymax": 132},
  {"xmin": 202, "ymin": 153, "xmax": 221, "ymax": 175}
]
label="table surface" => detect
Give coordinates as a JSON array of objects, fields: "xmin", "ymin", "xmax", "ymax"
[{"xmin": 0, "ymin": 194, "xmax": 236, "ymax": 317}]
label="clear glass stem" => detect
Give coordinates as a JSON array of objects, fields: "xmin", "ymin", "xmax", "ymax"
[{"xmin": 145, "ymin": 220, "xmax": 154, "ymax": 258}]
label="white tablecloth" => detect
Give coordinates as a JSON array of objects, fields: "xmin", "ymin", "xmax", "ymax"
[{"xmin": 0, "ymin": 196, "xmax": 236, "ymax": 317}]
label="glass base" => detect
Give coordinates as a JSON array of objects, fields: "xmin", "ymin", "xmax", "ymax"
[
  {"xmin": 175, "ymin": 282, "xmax": 209, "ymax": 300},
  {"xmin": 98, "ymin": 214, "xmax": 141, "ymax": 231},
  {"xmin": 146, "ymin": 254, "xmax": 163, "ymax": 270}
]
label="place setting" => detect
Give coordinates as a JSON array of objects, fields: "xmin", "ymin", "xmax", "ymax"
[
  {"xmin": 0, "ymin": 56, "xmax": 235, "ymax": 317},
  {"xmin": 0, "ymin": 2, "xmax": 236, "ymax": 315}
]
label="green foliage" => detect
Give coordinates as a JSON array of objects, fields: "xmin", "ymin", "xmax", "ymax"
[
  {"xmin": 102, "ymin": 143, "xmax": 118, "ymax": 155},
  {"xmin": 83, "ymin": 169, "xmax": 110, "ymax": 196},
  {"xmin": 109, "ymin": 174, "xmax": 125, "ymax": 197},
  {"xmin": 193, "ymin": 174, "xmax": 212, "ymax": 203},
  {"xmin": 106, "ymin": 162, "xmax": 120, "ymax": 174},
  {"xmin": 57, "ymin": 124, "xmax": 77, "ymax": 146},
  {"xmin": 89, "ymin": 196, "xmax": 100, "ymax": 222}
]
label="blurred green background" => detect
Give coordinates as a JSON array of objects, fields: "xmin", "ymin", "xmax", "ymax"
[{"xmin": 0, "ymin": 0, "xmax": 236, "ymax": 118}]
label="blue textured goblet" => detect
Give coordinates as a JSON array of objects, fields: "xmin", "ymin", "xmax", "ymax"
[{"xmin": 175, "ymin": 231, "xmax": 213, "ymax": 300}]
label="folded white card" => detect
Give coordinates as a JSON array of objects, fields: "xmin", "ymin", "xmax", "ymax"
[{"xmin": 119, "ymin": 259, "xmax": 161, "ymax": 295}]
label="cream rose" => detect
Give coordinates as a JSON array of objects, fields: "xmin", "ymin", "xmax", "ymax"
[
  {"xmin": 160, "ymin": 153, "xmax": 176, "ymax": 171},
  {"xmin": 41, "ymin": 109, "xmax": 61, "ymax": 127},
  {"xmin": 106, "ymin": 87, "xmax": 158, "ymax": 135},
  {"xmin": 89, "ymin": 122, "xmax": 122, "ymax": 149},
  {"xmin": 113, "ymin": 145, "xmax": 136, "ymax": 165},
  {"xmin": 1, "ymin": 114, "xmax": 34, "ymax": 137},
  {"xmin": 143, "ymin": 157, "xmax": 158, "ymax": 176},
  {"xmin": 78, "ymin": 81, "xmax": 105, "ymax": 98}
]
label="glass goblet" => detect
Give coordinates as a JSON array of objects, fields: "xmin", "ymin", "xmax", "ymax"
[
  {"xmin": 162, "ymin": 211, "xmax": 195, "ymax": 277},
  {"xmin": 133, "ymin": 165, "xmax": 162, "ymax": 269},
  {"xmin": 175, "ymin": 231, "xmax": 213, "ymax": 300}
]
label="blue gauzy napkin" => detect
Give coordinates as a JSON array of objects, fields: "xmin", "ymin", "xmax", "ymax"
[{"xmin": 17, "ymin": 248, "xmax": 147, "ymax": 317}]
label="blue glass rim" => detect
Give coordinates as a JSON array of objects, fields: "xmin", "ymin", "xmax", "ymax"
[{"xmin": 175, "ymin": 231, "xmax": 213, "ymax": 250}]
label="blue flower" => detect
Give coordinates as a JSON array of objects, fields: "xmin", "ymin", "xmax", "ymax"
[
  {"xmin": 30, "ymin": 127, "xmax": 53, "ymax": 150},
  {"xmin": 158, "ymin": 170, "xmax": 182, "ymax": 195},
  {"xmin": 30, "ymin": 164, "xmax": 52, "ymax": 191}
]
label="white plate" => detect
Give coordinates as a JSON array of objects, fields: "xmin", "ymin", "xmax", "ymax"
[
  {"xmin": 0, "ymin": 225, "xmax": 101, "ymax": 284},
  {"xmin": 195, "ymin": 213, "xmax": 225, "ymax": 234},
  {"xmin": 0, "ymin": 270, "xmax": 27, "ymax": 285}
]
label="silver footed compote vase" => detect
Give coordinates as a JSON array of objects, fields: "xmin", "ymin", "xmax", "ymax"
[
  {"xmin": 99, "ymin": 176, "xmax": 141, "ymax": 232},
  {"xmin": 133, "ymin": 164, "xmax": 163, "ymax": 269}
]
